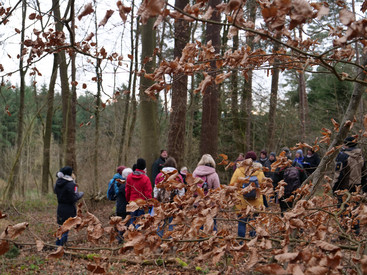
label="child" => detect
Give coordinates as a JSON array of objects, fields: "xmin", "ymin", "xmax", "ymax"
[{"xmin": 54, "ymin": 166, "xmax": 84, "ymax": 246}]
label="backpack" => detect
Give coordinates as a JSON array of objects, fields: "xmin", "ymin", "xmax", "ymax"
[
  {"xmin": 242, "ymin": 175, "xmax": 259, "ymax": 200},
  {"xmin": 283, "ymin": 166, "xmax": 301, "ymax": 196},
  {"xmin": 107, "ymin": 179, "xmax": 117, "ymax": 201},
  {"xmin": 197, "ymin": 176, "xmax": 209, "ymax": 195}
]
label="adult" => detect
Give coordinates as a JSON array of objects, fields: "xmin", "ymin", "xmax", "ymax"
[
  {"xmin": 332, "ymin": 136, "xmax": 364, "ymax": 234},
  {"xmin": 303, "ymin": 149, "xmax": 320, "ymax": 176},
  {"xmin": 266, "ymin": 152, "xmax": 277, "ymax": 180},
  {"xmin": 233, "ymin": 153, "xmax": 245, "ymax": 171},
  {"xmin": 125, "ymin": 158, "xmax": 152, "ymax": 225},
  {"xmin": 151, "ymin": 149, "xmax": 168, "ymax": 183},
  {"xmin": 193, "ymin": 154, "xmax": 220, "ymax": 191},
  {"xmin": 259, "ymin": 150, "xmax": 271, "ymax": 170},
  {"xmin": 179, "ymin": 166, "xmax": 188, "ymax": 185},
  {"xmin": 293, "ymin": 149, "xmax": 304, "ymax": 167},
  {"xmin": 332, "ymin": 136, "xmax": 364, "ymax": 195},
  {"xmin": 154, "ymin": 157, "xmax": 185, "ymax": 202},
  {"xmin": 230, "ymin": 159, "xmax": 265, "ymax": 238},
  {"xmin": 282, "ymin": 147, "xmax": 292, "ymax": 160},
  {"xmin": 54, "ymin": 166, "xmax": 84, "ymax": 246}
]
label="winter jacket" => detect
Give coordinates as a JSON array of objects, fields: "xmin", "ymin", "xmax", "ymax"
[
  {"xmin": 125, "ymin": 169, "xmax": 152, "ymax": 202},
  {"xmin": 303, "ymin": 153, "xmax": 320, "ymax": 175},
  {"xmin": 110, "ymin": 173, "xmax": 128, "ymax": 218},
  {"xmin": 229, "ymin": 167, "xmax": 264, "ymax": 210},
  {"xmin": 151, "ymin": 157, "xmax": 166, "ymax": 183},
  {"xmin": 154, "ymin": 167, "xmax": 185, "ymax": 201},
  {"xmin": 293, "ymin": 156, "xmax": 304, "ymax": 167},
  {"xmin": 54, "ymin": 176, "xmax": 82, "ymax": 225},
  {"xmin": 333, "ymin": 147, "xmax": 364, "ymax": 192},
  {"xmin": 259, "ymin": 158, "xmax": 271, "ymax": 178},
  {"xmin": 192, "ymin": 165, "xmax": 220, "ymax": 190}
]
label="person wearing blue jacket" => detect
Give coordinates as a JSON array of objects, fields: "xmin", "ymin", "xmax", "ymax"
[{"xmin": 54, "ymin": 166, "xmax": 84, "ymax": 246}]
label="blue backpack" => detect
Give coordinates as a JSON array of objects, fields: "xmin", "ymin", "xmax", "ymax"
[
  {"xmin": 107, "ymin": 179, "xmax": 117, "ymax": 201},
  {"xmin": 242, "ymin": 176, "xmax": 259, "ymax": 200}
]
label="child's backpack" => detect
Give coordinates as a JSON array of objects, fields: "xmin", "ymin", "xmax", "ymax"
[
  {"xmin": 242, "ymin": 175, "xmax": 259, "ymax": 200},
  {"xmin": 283, "ymin": 166, "xmax": 301, "ymax": 196},
  {"xmin": 107, "ymin": 179, "xmax": 117, "ymax": 201}
]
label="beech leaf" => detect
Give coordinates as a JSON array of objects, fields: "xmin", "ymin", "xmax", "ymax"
[
  {"xmin": 47, "ymin": 246, "xmax": 64, "ymax": 259},
  {"xmin": 77, "ymin": 3, "xmax": 94, "ymax": 21}
]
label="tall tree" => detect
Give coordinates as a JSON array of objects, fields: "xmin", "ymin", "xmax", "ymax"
[
  {"xmin": 200, "ymin": 0, "xmax": 221, "ymax": 157},
  {"xmin": 139, "ymin": 17, "xmax": 159, "ymax": 180},
  {"xmin": 41, "ymin": 54, "xmax": 59, "ymax": 195},
  {"xmin": 167, "ymin": 0, "xmax": 190, "ymax": 167},
  {"xmin": 4, "ymin": 0, "xmax": 27, "ymax": 200}
]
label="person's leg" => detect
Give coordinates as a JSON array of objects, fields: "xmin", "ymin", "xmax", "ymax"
[
  {"xmin": 56, "ymin": 231, "xmax": 69, "ymax": 246},
  {"xmin": 238, "ymin": 216, "xmax": 247, "ymax": 238}
]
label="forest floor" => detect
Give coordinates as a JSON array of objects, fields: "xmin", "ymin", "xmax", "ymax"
[{"xmin": 0, "ymin": 194, "xmax": 241, "ymax": 275}]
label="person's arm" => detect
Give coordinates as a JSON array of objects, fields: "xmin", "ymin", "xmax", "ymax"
[
  {"xmin": 125, "ymin": 178, "xmax": 131, "ymax": 202},
  {"xmin": 144, "ymin": 177, "xmax": 153, "ymax": 199},
  {"xmin": 211, "ymin": 172, "xmax": 220, "ymax": 189}
]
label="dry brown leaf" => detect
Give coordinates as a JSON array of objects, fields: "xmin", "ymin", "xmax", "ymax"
[
  {"xmin": 194, "ymin": 72, "xmax": 213, "ymax": 94},
  {"xmin": 77, "ymin": 3, "xmax": 94, "ymax": 21},
  {"xmin": 255, "ymin": 263, "xmax": 287, "ymax": 274},
  {"xmin": 47, "ymin": 246, "xmax": 64, "ymax": 259},
  {"xmin": 86, "ymin": 263, "xmax": 106, "ymax": 274},
  {"xmin": 137, "ymin": 0, "xmax": 165, "ymax": 24},
  {"xmin": 339, "ymin": 9, "xmax": 355, "ymax": 26},
  {"xmin": 98, "ymin": 10, "xmax": 114, "ymax": 27},
  {"xmin": 274, "ymin": 252, "xmax": 299, "ymax": 263},
  {"xmin": 117, "ymin": 1, "xmax": 131, "ymax": 23},
  {"xmin": 36, "ymin": 240, "xmax": 44, "ymax": 252},
  {"xmin": 0, "ymin": 222, "xmax": 29, "ymax": 240},
  {"xmin": 316, "ymin": 240, "xmax": 340, "ymax": 252},
  {"xmin": 0, "ymin": 211, "xmax": 7, "ymax": 219},
  {"xmin": 0, "ymin": 240, "xmax": 9, "ymax": 256}
]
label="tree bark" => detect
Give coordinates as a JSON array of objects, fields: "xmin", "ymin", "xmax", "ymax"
[
  {"xmin": 231, "ymin": 34, "xmax": 241, "ymax": 153},
  {"xmin": 167, "ymin": 0, "xmax": 190, "ymax": 168},
  {"xmin": 41, "ymin": 54, "xmax": 59, "ymax": 195},
  {"xmin": 267, "ymin": 37, "xmax": 280, "ymax": 152},
  {"xmin": 5, "ymin": 0, "xmax": 27, "ymax": 200},
  {"xmin": 139, "ymin": 17, "xmax": 159, "ymax": 180},
  {"xmin": 200, "ymin": 0, "xmax": 221, "ymax": 157}
]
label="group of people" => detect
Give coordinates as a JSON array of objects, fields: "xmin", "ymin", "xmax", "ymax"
[{"xmin": 53, "ymin": 136, "xmax": 365, "ymax": 245}]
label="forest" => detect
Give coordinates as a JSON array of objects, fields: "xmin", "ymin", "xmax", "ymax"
[{"xmin": 1, "ymin": 0, "xmax": 367, "ymax": 274}]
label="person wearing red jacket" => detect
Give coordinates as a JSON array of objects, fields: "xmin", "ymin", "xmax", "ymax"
[{"xmin": 125, "ymin": 158, "xmax": 152, "ymax": 226}]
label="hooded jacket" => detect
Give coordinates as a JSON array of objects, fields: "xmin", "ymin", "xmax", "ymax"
[
  {"xmin": 125, "ymin": 169, "xmax": 152, "ymax": 202},
  {"xmin": 54, "ymin": 175, "xmax": 82, "ymax": 225},
  {"xmin": 192, "ymin": 165, "xmax": 220, "ymax": 190},
  {"xmin": 110, "ymin": 172, "xmax": 128, "ymax": 217},
  {"xmin": 333, "ymin": 147, "xmax": 364, "ymax": 192},
  {"xmin": 230, "ymin": 166, "xmax": 264, "ymax": 209}
]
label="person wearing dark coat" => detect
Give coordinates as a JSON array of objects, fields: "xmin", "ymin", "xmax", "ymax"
[
  {"xmin": 303, "ymin": 149, "xmax": 320, "ymax": 176},
  {"xmin": 151, "ymin": 150, "xmax": 168, "ymax": 183},
  {"xmin": 54, "ymin": 166, "xmax": 84, "ymax": 246}
]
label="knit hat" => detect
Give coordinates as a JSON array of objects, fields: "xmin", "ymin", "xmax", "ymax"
[
  {"xmin": 122, "ymin": 168, "xmax": 133, "ymax": 178},
  {"xmin": 270, "ymin": 152, "xmax": 276, "ymax": 157},
  {"xmin": 344, "ymin": 136, "xmax": 357, "ymax": 147},
  {"xmin": 116, "ymin": 166, "xmax": 126, "ymax": 175},
  {"xmin": 296, "ymin": 149, "xmax": 303, "ymax": 157},
  {"xmin": 60, "ymin": 166, "xmax": 73, "ymax": 176},
  {"xmin": 282, "ymin": 147, "xmax": 290, "ymax": 153},
  {"xmin": 136, "ymin": 158, "xmax": 146, "ymax": 170},
  {"xmin": 245, "ymin": 151, "xmax": 257, "ymax": 161}
]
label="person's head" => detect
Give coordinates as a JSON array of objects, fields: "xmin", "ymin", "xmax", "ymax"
[
  {"xmin": 295, "ymin": 149, "xmax": 303, "ymax": 158},
  {"xmin": 245, "ymin": 151, "xmax": 257, "ymax": 161},
  {"xmin": 344, "ymin": 136, "xmax": 357, "ymax": 148},
  {"xmin": 307, "ymin": 149, "xmax": 313, "ymax": 156},
  {"xmin": 122, "ymin": 168, "xmax": 133, "ymax": 178},
  {"xmin": 116, "ymin": 166, "xmax": 126, "ymax": 175},
  {"xmin": 164, "ymin": 157, "xmax": 177, "ymax": 168},
  {"xmin": 180, "ymin": 166, "xmax": 188, "ymax": 175},
  {"xmin": 198, "ymin": 154, "xmax": 216, "ymax": 168},
  {"xmin": 260, "ymin": 150, "xmax": 267, "ymax": 159},
  {"xmin": 60, "ymin": 166, "xmax": 73, "ymax": 176},
  {"xmin": 132, "ymin": 164, "xmax": 137, "ymax": 171},
  {"xmin": 238, "ymin": 153, "xmax": 245, "ymax": 160},
  {"xmin": 136, "ymin": 158, "xmax": 146, "ymax": 170},
  {"xmin": 160, "ymin": 150, "xmax": 168, "ymax": 159},
  {"xmin": 269, "ymin": 152, "xmax": 276, "ymax": 161},
  {"xmin": 282, "ymin": 147, "xmax": 291, "ymax": 159}
]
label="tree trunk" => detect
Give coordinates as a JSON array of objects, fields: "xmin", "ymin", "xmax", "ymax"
[
  {"xmin": 167, "ymin": 0, "xmax": 190, "ymax": 168},
  {"xmin": 200, "ymin": 0, "xmax": 221, "ymax": 157},
  {"xmin": 242, "ymin": 0, "xmax": 256, "ymax": 152},
  {"xmin": 298, "ymin": 71, "xmax": 309, "ymax": 141},
  {"xmin": 267, "ymin": 37, "xmax": 281, "ymax": 152},
  {"xmin": 307, "ymin": 53, "xmax": 367, "ymax": 197},
  {"xmin": 231, "ymin": 34, "xmax": 241, "ymax": 153},
  {"xmin": 139, "ymin": 17, "xmax": 159, "ymax": 181},
  {"xmin": 64, "ymin": 0, "xmax": 77, "ymax": 171},
  {"xmin": 41, "ymin": 54, "xmax": 59, "ymax": 195},
  {"xmin": 4, "ymin": 0, "xmax": 27, "ymax": 201}
]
